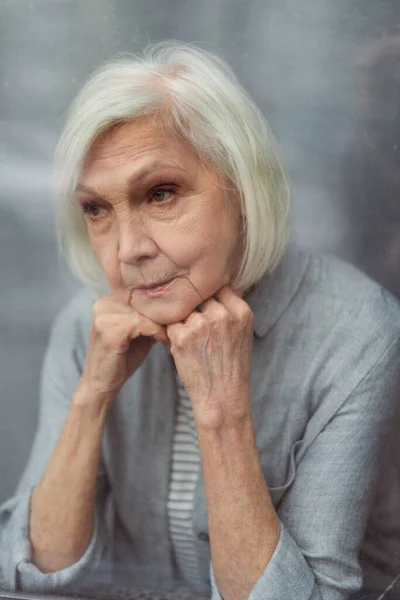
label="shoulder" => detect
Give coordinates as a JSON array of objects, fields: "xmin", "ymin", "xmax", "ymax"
[
  {"xmin": 298, "ymin": 247, "xmax": 400, "ymax": 340},
  {"xmin": 47, "ymin": 286, "xmax": 96, "ymax": 363},
  {"xmin": 266, "ymin": 248, "xmax": 400, "ymax": 441},
  {"xmin": 251, "ymin": 242, "xmax": 400, "ymax": 345},
  {"xmin": 252, "ymin": 244, "xmax": 400, "ymax": 408},
  {"xmin": 285, "ymin": 247, "xmax": 400, "ymax": 409},
  {"xmin": 36, "ymin": 287, "xmax": 97, "ymax": 400}
]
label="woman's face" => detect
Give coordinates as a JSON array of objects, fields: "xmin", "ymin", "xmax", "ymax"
[{"xmin": 76, "ymin": 116, "xmax": 242, "ymax": 325}]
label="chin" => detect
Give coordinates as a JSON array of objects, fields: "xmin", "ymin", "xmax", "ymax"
[{"xmin": 135, "ymin": 299, "xmax": 196, "ymax": 326}]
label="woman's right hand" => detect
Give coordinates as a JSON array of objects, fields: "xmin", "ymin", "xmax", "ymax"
[{"xmin": 78, "ymin": 289, "xmax": 168, "ymax": 405}]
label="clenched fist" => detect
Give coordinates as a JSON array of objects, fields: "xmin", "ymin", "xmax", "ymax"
[
  {"xmin": 166, "ymin": 286, "xmax": 254, "ymax": 431},
  {"xmin": 79, "ymin": 288, "xmax": 168, "ymax": 407}
]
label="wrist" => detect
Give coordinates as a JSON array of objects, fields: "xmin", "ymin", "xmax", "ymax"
[
  {"xmin": 72, "ymin": 378, "xmax": 115, "ymax": 418},
  {"xmin": 195, "ymin": 405, "xmax": 254, "ymax": 438},
  {"xmin": 192, "ymin": 389, "xmax": 253, "ymax": 433}
]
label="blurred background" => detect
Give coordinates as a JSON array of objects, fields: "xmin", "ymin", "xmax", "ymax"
[{"xmin": 0, "ymin": 0, "xmax": 399, "ymax": 582}]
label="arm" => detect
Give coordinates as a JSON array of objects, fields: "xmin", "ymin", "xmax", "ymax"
[
  {"xmin": 197, "ymin": 416, "xmax": 280, "ymax": 600},
  {"xmin": 0, "ymin": 296, "xmax": 113, "ymax": 592},
  {"xmin": 0, "ymin": 287, "xmax": 167, "ymax": 593},
  {"xmin": 30, "ymin": 383, "xmax": 110, "ymax": 573},
  {"xmin": 202, "ymin": 339, "xmax": 399, "ymax": 600}
]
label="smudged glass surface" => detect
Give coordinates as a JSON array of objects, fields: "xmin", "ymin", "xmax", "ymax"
[{"xmin": 0, "ymin": 1, "xmax": 399, "ymax": 599}]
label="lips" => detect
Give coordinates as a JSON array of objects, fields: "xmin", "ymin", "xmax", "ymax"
[
  {"xmin": 135, "ymin": 277, "xmax": 177, "ymax": 298},
  {"xmin": 136, "ymin": 277, "xmax": 175, "ymax": 290}
]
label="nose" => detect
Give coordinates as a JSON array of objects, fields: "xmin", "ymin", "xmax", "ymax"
[{"xmin": 117, "ymin": 215, "xmax": 159, "ymax": 265}]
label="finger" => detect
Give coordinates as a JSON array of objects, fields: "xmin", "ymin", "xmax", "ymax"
[
  {"xmin": 215, "ymin": 285, "xmax": 246, "ymax": 313},
  {"xmin": 166, "ymin": 322, "xmax": 189, "ymax": 349},
  {"xmin": 196, "ymin": 297, "xmax": 227, "ymax": 320},
  {"xmin": 166, "ymin": 322, "xmax": 183, "ymax": 337},
  {"xmin": 196, "ymin": 297, "xmax": 219, "ymax": 312},
  {"xmin": 152, "ymin": 328, "xmax": 169, "ymax": 343},
  {"xmin": 131, "ymin": 315, "xmax": 168, "ymax": 342}
]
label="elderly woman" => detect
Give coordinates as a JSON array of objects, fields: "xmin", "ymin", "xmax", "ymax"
[{"xmin": 0, "ymin": 42, "xmax": 399, "ymax": 600}]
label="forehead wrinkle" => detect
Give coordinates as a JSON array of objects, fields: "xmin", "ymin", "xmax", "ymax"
[
  {"xmin": 77, "ymin": 158, "xmax": 191, "ymax": 199},
  {"xmin": 85, "ymin": 114, "xmax": 172, "ymax": 164},
  {"xmin": 82, "ymin": 122, "xmax": 188, "ymax": 181},
  {"xmin": 85, "ymin": 133, "xmax": 165, "ymax": 168},
  {"xmin": 78, "ymin": 117, "xmax": 220, "ymax": 200}
]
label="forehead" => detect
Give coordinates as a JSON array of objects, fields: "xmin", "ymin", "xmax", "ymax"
[{"xmin": 81, "ymin": 116, "xmax": 198, "ymax": 176}]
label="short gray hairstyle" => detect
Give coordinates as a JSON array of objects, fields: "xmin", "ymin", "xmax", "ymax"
[{"xmin": 54, "ymin": 41, "xmax": 290, "ymax": 297}]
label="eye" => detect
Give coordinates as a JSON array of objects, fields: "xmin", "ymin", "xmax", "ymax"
[
  {"xmin": 150, "ymin": 187, "xmax": 175, "ymax": 204},
  {"xmin": 81, "ymin": 201, "xmax": 107, "ymax": 219}
]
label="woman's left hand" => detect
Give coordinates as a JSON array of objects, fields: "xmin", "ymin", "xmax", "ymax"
[{"xmin": 166, "ymin": 286, "xmax": 254, "ymax": 430}]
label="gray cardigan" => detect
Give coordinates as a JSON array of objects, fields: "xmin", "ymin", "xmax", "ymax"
[{"xmin": 1, "ymin": 243, "xmax": 400, "ymax": 600}]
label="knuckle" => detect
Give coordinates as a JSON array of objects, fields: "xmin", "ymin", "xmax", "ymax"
[
  {"xmin": 92, "ymin": 315, "xmax": 127, "ymax": 349},
  {"xmin": 238, "ymin": 303, "xmax": 253, "ymax": 321},
  {"xmin": 192, "ymin": 313, "xmax": 205, "ymax": 328},
  {"xmin": 94, "ymin": 317, "xmax": 116, "ymax": 347},
  {"xmin": 216, "ymin": 306, "xmax": 228, "ymax": 321},
  {"xmin": 247, "ymin": 307, "xmax": 254, "ymax": 323},
  {"xmin": 129, "ymin": 312, "xmax": 140, "ymax": 329},
  {"xmin": 174, "ymin": 329, "xmax": 188, "ymax": 348},
  {"xmin": 210, "ymin": 304, "xmax": 226, "ymax": 318},
  {"xmin": 92, "ymin": 300, "xmax": 104, "ymax": 319},
  {"xmin": 92, "ymin": 311, "xmax": 108, "ymax": 332},
  {"xmin": 92, "ymin": 296, "xmax": 116, "ymax": 318}
]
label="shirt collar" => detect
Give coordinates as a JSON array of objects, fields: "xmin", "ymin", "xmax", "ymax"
[{"xmin": 244, "ymin": 242, "xmax": 311, "ymax": 338}]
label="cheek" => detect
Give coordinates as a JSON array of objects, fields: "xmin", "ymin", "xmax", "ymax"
[
  {"xmin": 175, "ymin": 213, "xmax": 239, "ymax": 276},
  {"xmin": 200, "ymin": 211, "xmax": 240, "ymax": 263},
  {"xmin": 184, "ymin": 218, "xmax": 241, "ymax": 289}
]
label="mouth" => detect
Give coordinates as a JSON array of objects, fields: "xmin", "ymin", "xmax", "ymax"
[
  {"xmin": 135, "ymin": 277, "xmax": 177, "ymax": 297},
  {"xmin": 136, "ymin": 277, "xmax": 176, "ymax": 290}
]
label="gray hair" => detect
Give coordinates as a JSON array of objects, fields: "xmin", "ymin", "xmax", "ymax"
[{"xmin": 53, "ymin": 41, "xmax": 290, "ymax": 297}]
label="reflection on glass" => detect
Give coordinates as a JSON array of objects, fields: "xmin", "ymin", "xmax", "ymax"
[
  {"xmin": 0, "ymin": 14, "xmax": 400, "ymax": 600},
  {"xmin": 340, "ymin": 34, "xmax": 400, "ymax": 297}
]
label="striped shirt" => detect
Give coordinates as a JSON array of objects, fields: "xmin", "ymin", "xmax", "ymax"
[{"xmin": 166, "ymin": 372, "xmax": 203, "ymax": 587}]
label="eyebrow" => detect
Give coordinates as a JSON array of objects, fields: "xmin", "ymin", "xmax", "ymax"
[{"xmin": 75, "ymin": 161, "xmax": 185, "ymax": 196}]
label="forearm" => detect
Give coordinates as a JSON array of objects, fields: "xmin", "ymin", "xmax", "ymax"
[
  {"xmin": 29, "ymin": 381, "xmax": 111, "ymax": 573},
  {"xmin": 197, "ymin": 412, "xmax": 280, "ymax": 600}
]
